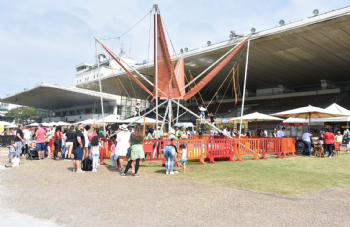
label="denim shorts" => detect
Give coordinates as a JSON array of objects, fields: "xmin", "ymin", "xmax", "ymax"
[
  {"xmin": 36, "ymin": 143, "xmax": 46, "ymax": 152},
  {"xmin": 73, "ymin": 147, "xmax": 84, "ymax": 160}
]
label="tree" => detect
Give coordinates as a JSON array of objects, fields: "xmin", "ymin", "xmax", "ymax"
[{"xmin": 5, "ymin": 107, "xmax": 36, "ymax": 125}]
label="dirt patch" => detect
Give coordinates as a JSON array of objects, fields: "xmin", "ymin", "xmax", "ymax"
[{"xmin": 1, "ymin": 149, "xmax": 349, "ymax": 226}]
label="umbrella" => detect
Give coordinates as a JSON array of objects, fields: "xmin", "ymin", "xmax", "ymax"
[
  {"xmin": 121, "ymin": 116, "xmax": 160, "ymax": 125},
  {"xmin": 5, "ymin": 123, "xmax": 18, "ymax": 128},
  {"xmin": 74, "ymin": 119, "xmax": 95, "ymax": 125},
  {"xmin": 27, "ymin": 122, "xmax": 40, "ymax": 126},
  {"xmin": 0, "ymin": 121, "xmax": 12, "ymax": 126},
  {"xmin": 230, "ymin": 112, "xmax": 284, "ymax": 133},
  {"xmin": 54, "ymin": 121, "xmax": 71, "ymax": 126},
  {"xmin": 272, "ymin": 105, "xmax": 349, "ymax": 131}
]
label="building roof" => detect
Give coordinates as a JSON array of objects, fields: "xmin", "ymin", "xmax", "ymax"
[
  {"xmin": 77, "ymin": 6, "xmax": 350, "ymax": 98},
  {"xmin": 0, "ymin": 83, "xmax": 119, "ymax": 110}
]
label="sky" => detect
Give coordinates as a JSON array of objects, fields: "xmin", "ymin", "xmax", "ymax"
[{"xmin": 0, "ymin": 0, "xmax": 349, "ymax": 98}]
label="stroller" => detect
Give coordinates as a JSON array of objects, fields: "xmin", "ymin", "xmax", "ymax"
[{"xmin": 26, "ymin": 140, "xmax": 47, "ymax": 160}]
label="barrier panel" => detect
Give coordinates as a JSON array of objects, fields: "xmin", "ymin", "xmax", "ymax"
[
  {"xmin": 235, "ymin": 138, "xmax": 260, "ymax": 161},
  {"xmin": 259, "ymin": 138, "xmax": 283, "ymax": 159},
  {"xmin": 0, "ymin": 135, "xmax": 15, "ymax": 147},
  {"xmin": 175, "ymin": 139, "xmax": 206, "ymax": 164},
  {"xmin": 99, "ymin": 138, "xmax": 112, "ymax": 164},
  {"xmin": 281, "ymin": 138, "xmax": 297, "ymax": 158},
  {"xmin": 142, "ymin": 139, "xmax": 172, "ymax": 166},
  {"xmin": 206, "ymin": 139, "xmax": 235, "ymax": 164},
  {"xmin": 191, "ymin": 135, "xmax": 210, "ymax": 140}
]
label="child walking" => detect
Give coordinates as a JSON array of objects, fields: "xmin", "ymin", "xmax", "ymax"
[
  {"xmin": 110, "ymin": 137, "xmax": 120, "ymax": 170},
  {"xmin": 90, "ymin": 136, "xmax": 100, "ymax": 172},
  {"xmin": 179, "ymin": 144, "xmax": 187, "ymax": 173}
]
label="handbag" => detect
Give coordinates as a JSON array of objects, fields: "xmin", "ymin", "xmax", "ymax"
[
  {"xmin": 45, "ymin": 138, "xmax": 50, "ymax": 143},
  {"xmin": 126, "ymin": 147, "xmax": 132, "ymax": 159}
]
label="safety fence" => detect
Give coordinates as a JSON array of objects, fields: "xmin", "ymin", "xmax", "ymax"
[{"xmin": 97, "ymin": 137, "xmax": 296, "ymax": 165}]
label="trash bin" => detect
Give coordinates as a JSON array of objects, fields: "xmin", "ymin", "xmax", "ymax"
[{"xmin": 295, "ymin": 140, "xmax": 304, "ymax": 156}]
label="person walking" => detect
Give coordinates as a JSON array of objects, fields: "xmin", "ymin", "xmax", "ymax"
[
  {"xmin": 302, "ymin": 130, "xmax": 313, "ymax": 157},
  {"xmin": 14, "ymin": 124, "xmax": 24, "ymax": 158},
  {"xmin": 163, "ymin": 138, "xmax": 177, "ymax": 174},
  {"xmin": 323, "ymin": 128, "xmax": 335, "ymax": 158},
  {"xmin": 53, "ymin": 126, "xmax": 62, "ymax": 160},
  {"xmin": 35, "ymin": 124, "xmax": 46, "ymax": 160},
  {"xmin": 116, "ymin": 125, "xmax": 131, "ymax": 174},
  {"xmin": 73, "ymin": 123, "xmax": 85, "ymax": 173},
  {"xmin": 120, "ymin": 125, "xmax": 144, "ymax": 177}
]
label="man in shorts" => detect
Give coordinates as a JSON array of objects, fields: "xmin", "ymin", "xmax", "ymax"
[
  {"xmin": 73, "ymin": 123, "xmax": 85, "ymax": 173},
  {"xmin": 35, "ymin": 124, "xmax": 47, "ymax": 160}
]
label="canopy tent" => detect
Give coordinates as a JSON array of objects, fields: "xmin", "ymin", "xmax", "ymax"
[
  {"xmin": 282, "ymin": 118, "xmax": 324, "ymax": 126},
  {"xmin": 0, "ymin": 121, "xmax": 12, "ymax": 126},
  {"xmin": 74, "ymin": 119, "xmax": 95, "ymax": 125},
  {"xmin": 230, "ymin": 112, "xmax": 284, "ymax": 132},
  {"xmin": 272, "ymin": 105, "xmax": 348, "ymax": 131},
  {"xmin": 313, "ymin": 104, "xmax": 350, "ymax": 123},
  {"xmin": 54, "ymin": 121, "xmax": 71, "ymax": 126},
  {"xmin": 121, "ymin": 116, "xmax": 160, "ymax": 125},
  {"xmin": 27, "ymin": 122, "xmax": 39, "ymax": 126},
  {"xmin": 96, "ymin": 115, "xmax": 123, "ymax": 124}
]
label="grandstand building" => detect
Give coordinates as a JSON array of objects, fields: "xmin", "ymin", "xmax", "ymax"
[{"xmin": 1, "ymin": 6, "xmax": 349, "ymax": 127}]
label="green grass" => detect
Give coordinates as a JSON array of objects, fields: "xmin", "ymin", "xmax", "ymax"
[{"xmin": 105, "ymin": 154, "xmax": 350, "ymax": 197}]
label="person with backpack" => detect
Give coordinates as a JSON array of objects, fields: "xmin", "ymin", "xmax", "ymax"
[{"xmin": 90, "ymin": 136, "xmax": 100, "ymax": 172}]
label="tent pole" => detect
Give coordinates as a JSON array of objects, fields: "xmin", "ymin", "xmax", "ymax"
[
  {"xmin": 176, "ymin": 100, "xmax": 180, "ymax": 124},
  {"xmin": 154, "ymin": 5, "xmax": 159, "ymax": 139},
  {"xmin": 95, "ymin": 40, "xmax": 106, "ymax": 134},
  {"xmin": 239, "ymin": 39, "xmax": 250, "ymax": 138},
  {"xmin": 168, "ymin": 99, "xmax": 172, "ymax": 131},
  {"xmin": 110, "ymin": 100, "xmax": 168, "ymax": 138}
]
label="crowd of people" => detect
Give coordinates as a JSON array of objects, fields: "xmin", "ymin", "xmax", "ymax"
[{"xmin": 302, "ymin": 128, "xmax": 350, "ymax": 158}]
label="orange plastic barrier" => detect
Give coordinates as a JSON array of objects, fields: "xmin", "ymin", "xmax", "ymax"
[
  {"xmin": 175, "ymin": 139, "xmax": 206, "ymax": 164},
  {"xmin": 206, "ymin": 139, "xmax": 235, "ymax": 164},
  {"xmin": 235, "ymin": 138, "xmax": 260, "ymax": 161},
  {"xmin": 142, "ymin": 139, "xmax": 172, "ymax": 166},
  {"xmin": 259, "ymin": 138, "xmax": 283, "ymax": 159},
  {"xmin": 281, "ymin": 138, "xmax": 297, "ymax": 158}
]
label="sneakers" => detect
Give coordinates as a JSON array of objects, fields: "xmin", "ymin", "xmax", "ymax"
[
  {"xmin": 174, "ymin": 171, "xmax": 179, "ymax": 174},
  {"xmin": 329, "ymin": 155, "xmax": 332, "ymax": 158},
  {"xmin": 309, "ymin": 155, "xmax": 314, "ymax": 157},
  {"xmin": 166, "ymin": 171, "xmax": 169, "ymax": 174},
  {"xmin": 120, "ymin": 173, "xmax": 126, "ymax": 177},
  {"xmin": 76, "ymin": 169, "xmax": 85, "ymax": 173},
  {"xmin": 169, "ymin": 171, "xmax": 174, "ymax": 175},
  {"xmin": 132, "ymin": 167, "xmax": 135, "ymax": 174},
  {"xmin": 92, "ymin": 169, "xmax": 97, "ymax": 172},
  {"xmin": 72, "ymin": 169, "xmax": 76, "ymax": 172},
  {"xmin": 134, "ymin": 174, "xmax": 139, "ymax": 177}
]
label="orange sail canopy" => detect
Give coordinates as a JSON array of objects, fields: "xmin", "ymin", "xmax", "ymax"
[
  {"xmin": 154, "ymin": 14, "xmax": 181, "ymax": 99},
  {"xmin": 98, "ymin": 41, "xmax": 154, "ymax": 97},
  {"xmin": 160, "ymin": 57, "xmax": 185, "ymax": 100},
  {"xmin": 182, "ymin": 39, "xmax": 247, "ymax": 101}
]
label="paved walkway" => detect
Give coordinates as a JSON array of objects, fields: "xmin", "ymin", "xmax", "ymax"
[{"xmin": 1, "ymin": 149, "xmax": 349, "ymax": 226}]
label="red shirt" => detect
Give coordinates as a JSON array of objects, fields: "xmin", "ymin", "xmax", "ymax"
[
  {"xmin": 323, "ymin": 132, "xmax": 335, "ymax": 144},
  {"xmin": 35, "ymin": 128, "xmax": 46, "ymax": 143},
  {"xmin": 55, "ymin": 130, "xmax": 62, "ymax": 139}
]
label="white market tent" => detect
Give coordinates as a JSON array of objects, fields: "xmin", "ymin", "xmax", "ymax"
[
  {"xmin": 4, "ymin": 123, "xmax": 18, "ymax": 128},
  {"xmin": 174, "ymin": 122, "xmax": 195, "ymax": 129},
  {"xmin": 74, "ymin": 119, "xmax": 95, "ymax": 125},
  {"xmin": 54, "ymin": 121, "xmax": 71, "ymax": 126},
  {"xmin": 313, "ymin": 104, "xmax": 350, "ymax": 123}
]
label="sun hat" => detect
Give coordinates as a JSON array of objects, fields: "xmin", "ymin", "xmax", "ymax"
[{"xmin": 119, "ymin": 124, "xmax": 128, "ymax": 131}]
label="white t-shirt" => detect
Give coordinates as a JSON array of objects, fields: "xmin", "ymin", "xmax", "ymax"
[
  {"xmin": 91, "ymin": 145, "xmax": 100, "ymax": 155},
  {"xmin": 302, "ymin": 133, "xmax": 312, "ymax": 142},
  {"xmin": 23, "ymin": 129, "xmax": 32, "ymax": 140},
  {"xmin": 277, "ymin": 130, "xmax": 285, "ymax": 138},
  {"xmin": 11, "ymin": 157, "xmax": 20, "ymax": 167},
  {"xmin": 181, "ymin": 149, "xmax": 187, "ymax": 159},
  {"xmin": 199, "ymin": 107, "xmax": 206, "ymax": 111}
]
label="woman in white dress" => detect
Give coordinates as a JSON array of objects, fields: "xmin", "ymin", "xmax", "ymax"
[{"xmin": 116, "ymin": 124, "xmax": 130, "ymax": 173}]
